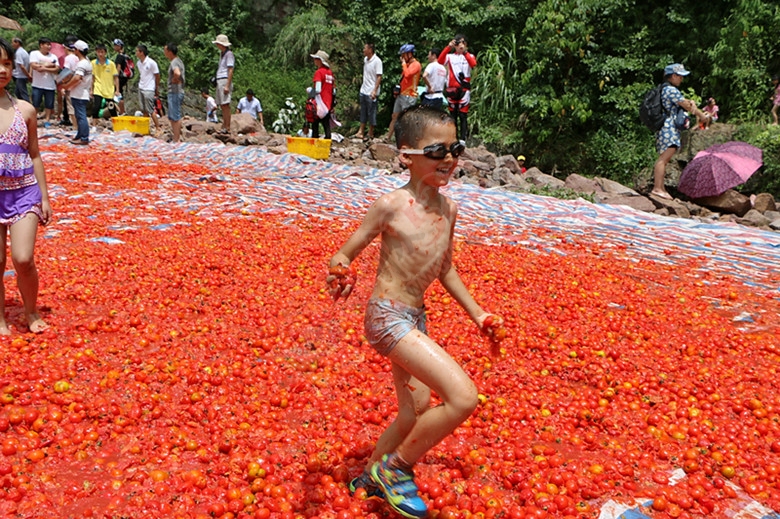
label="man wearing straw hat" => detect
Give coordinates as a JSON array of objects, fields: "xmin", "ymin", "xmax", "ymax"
[{"xmin": 213, "ymin": 34, "xmax": 235, "ymax": 134}]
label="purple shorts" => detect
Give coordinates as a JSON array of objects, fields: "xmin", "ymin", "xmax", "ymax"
[
  {"xmin": 0, "ymin": 183, "xmax": 43, "ymax": 226},
  {"xmin": 364, "ymin": 298, "xmax": 427, "ymax": 356}
]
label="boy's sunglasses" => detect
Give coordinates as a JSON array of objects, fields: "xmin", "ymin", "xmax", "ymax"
[{"xmin": 402, "ymin": 141, "xmax": 466, "ymax": 160}]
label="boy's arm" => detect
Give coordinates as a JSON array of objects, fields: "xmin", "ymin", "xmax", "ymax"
[
  {"xmin": 438, "ymin": 202, "xmax": 506, "ymax": 343},
  {"xmin": 328, "ymin": 196, "xmax": 391, "ymax": 300},
  {"xmin": 437, "ymin": 203, "xmax": 487, "ymax": 325},
  {"xmin": 439, "ymin": 266, "xmax": 489, "ymax": 327}
]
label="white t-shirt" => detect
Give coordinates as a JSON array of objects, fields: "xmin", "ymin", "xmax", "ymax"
[
  {"xmin": 70, "ymin": 58, "xmax": 93, "ymax": 101},
  {"xmin": 360, "ymin": 54, "xmax": 383, "ymax": 97},
  {"xmin": 237, "ymin": 96, "xmax": 262, "ymax": 119},
  {"xmin": 64, "ymin": 53, "xmax": 78, "ymax": 73},
  {"xmin": 424, "ymin": 61, "xmax": 447, "ymax": 94},
  {"xmin": 29, "ymin": 50, "xmax": 59, "ymax": 90},
  {"xmin": 136, "ymin": 56, "xmax": 160, "ymax": 91},
  {"xmin": 205, "ymin": 96, "xmax": 218, "ymax": 122}
]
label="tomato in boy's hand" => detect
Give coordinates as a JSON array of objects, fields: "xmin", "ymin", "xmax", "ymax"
[
  {"xmin": 481, "ymin": 314, "xmax": 507, "ymax": 343},
  {"xmin": 327, "ymin": 264, "xmax": 357, "ymax": 302}
]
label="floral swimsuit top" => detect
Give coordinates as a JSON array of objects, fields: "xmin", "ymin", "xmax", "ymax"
[{"xmin": 0, "ymin": 94, "xmax": 36, "ymax": 191}]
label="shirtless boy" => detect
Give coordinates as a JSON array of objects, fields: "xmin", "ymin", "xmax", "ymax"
[{"xmin": 327, "ymin": 106, "xmax": 506, "ymax": 518}]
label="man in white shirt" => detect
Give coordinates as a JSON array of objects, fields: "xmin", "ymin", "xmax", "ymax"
[
  {"xmin": 135, "ymin": 44, "xmax": 161, "ymax": 134},
  {"xmin": 60, "ymin": 40, "xmax": 80, "ymax": 127},
  {"xmin": 61, "ymin": 40, "xmax": 93, "ymax": 145},
  {"xmin": 422, "ymin": 48, "xmax": 447, "ymax": 110},
  {"xmin": 355, "ymin": 43, "xmax": 382, "ymax": 140},
  {"xmin": 28, "ymin": 37, "xmax": 60, "ymax": 124},
  {"xmin": 11, "ymin": 38, "xmax": 31, "ymax": 102},
  {"xmin": 236, "ymin": 89, "xmax": 264, "ymax": 127}
]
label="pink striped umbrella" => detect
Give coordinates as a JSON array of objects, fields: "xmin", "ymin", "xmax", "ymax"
[{"xmin": 678, "ymin": 141, "xmax": 763, "ymax": 199}]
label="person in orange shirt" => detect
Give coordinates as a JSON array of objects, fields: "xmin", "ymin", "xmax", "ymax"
[{"xmin": 385, "ymin": 44, "xmax": 420, "ymax": 140}]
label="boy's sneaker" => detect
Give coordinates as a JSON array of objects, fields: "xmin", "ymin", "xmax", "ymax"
[
  {"xmin": 348, "ymin": 472, "xmax": 385, "ymax": 500},
  {"xmin": 370, "ymin": 454, "xmax": 427, "ymax": 518}
]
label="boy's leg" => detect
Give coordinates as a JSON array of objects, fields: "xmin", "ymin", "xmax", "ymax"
[
  {"xmin": 368, "ymin": 330, "xmax": 476, "ymax": 517},
  {"xmin": 368, "ymin": 364, "xmax": 431, "ymax": 466},
  {"xmin": 384, "ymin": 329, "xmax": 477, "ymax": 465}
]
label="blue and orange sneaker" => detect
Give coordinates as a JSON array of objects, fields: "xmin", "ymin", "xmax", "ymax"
[
  {"xmin": 349, "ymin": 471, "xmax": 385, "ymax": 500},
  {"xmin": 369, "ymin": 454, "xmax": 427, "ymax": 518}
]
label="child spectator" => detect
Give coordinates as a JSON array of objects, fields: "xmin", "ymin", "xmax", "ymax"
[
  {"xmin": 700, "ymin": 97, "xmax": 718, "ymax": 129},
  {"xmin": 328, "ymin": 106, "xmax": 506, "ymax": 518},
  {"xmin": 0, "ymin": 38, "xmax": 53, "ymax": 334},
  {"xmin": 201, "ymin": 88, "xmax": 218, "ymax": 122}
]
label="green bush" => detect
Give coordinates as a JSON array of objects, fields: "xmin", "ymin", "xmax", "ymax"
[
  {"xmin": 586, "ymin": 125, "xmax": 656, "ymax": 188},
  {"xmin": 734, "ymin": 123, "xmax": 780, "ymax": 198},
  {"xmin": 231, "ymin": 56, "xmax": 312, "ymax": 133}
]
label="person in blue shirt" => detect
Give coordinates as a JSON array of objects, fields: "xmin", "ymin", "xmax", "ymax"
[{"xmin": 651, "ymin": 63, "xmax": 709, "ymax": 199}]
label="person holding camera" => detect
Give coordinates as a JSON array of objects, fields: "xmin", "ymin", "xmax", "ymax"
[{"xmin": 438, "ymin": 34, "xmax": 477, "ymax": 142}]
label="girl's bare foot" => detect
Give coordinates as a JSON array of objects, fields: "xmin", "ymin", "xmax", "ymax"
[
  {"xmin": 27, "ymin": 314, "xmax": 49, "ymax": 334},
  {"xmin": 0, "ymin": 323, "xmax": 10, "ymax": 336}
]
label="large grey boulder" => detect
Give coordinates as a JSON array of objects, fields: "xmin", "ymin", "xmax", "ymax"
[
  {"xmin": 565, "ymin": 174, "xmax": 603, "ymax": 195},
  {"xmin": 230, "ymin": 112, "xmax": 263, "ymax": 135},
  {"xmin": 753, "ymin": 193, "xmax": 777, "ymax": 213},
  {"xmin": 369, "ymin": 142, "xmax": 398, "ymax": 163},
  {"xmin": 524, "ymin": 167, "xmax": 565, "ymax": 188},
  {"xmin": 600, "ymin": 195, "xmax": 656, "ymax": 212},
  {"xmin": 737, "ymin": 209, "xmax": 772, "ymax": 228},
  {"xmin": 696, "ymin": 189, "xmax": 751, "ymax": 217}
]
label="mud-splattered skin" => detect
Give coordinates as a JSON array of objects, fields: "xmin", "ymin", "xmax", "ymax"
[
  {"xmin": 328, "ymin": 121, "xmax": 462, "ymax": 308},
  {"xmin": 327, "ymin": 119, "xmax": 506, "ymax": 472},
  {"xmin": 371, "ymin": 187, "xmax": 455, "ymax": 307}
]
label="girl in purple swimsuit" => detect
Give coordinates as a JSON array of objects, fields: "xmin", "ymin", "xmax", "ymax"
[{"xmin": 0, "ymin": 38, "xmax": 52, "ymax": 334}]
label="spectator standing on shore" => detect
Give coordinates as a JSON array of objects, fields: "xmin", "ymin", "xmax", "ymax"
[
  {"xmin": 439, "ymin": 34, "xmax": 477, "ymax": 142},
  {"xmin": 236, "ymin": 89, "xmax": 264, "ymax": 127},
  {"xmin": 29, "ymin": 38, "xmax": 59, "ymax": 125},
  {"xmin": 385, "ymin": 44, "xmax": 420, "ymax": 140},
  {"xmin": 91, "ymin": 44, "xmax": 119, "ymax": 125},
  {"xmin": 112, "ymin": 39, "xmax": 132, "ymax": 115},
  {"xmin": 135, "ymin": 44, "xmax": 161, "ymax": 135},
  {"xmin": 213, "ymin": 34, "xmax": 235, "ymax": 134},
  {"xmin": 355, "ymin": 43, "xmax": 382, "ymax": 141},
  {"xmin": 11, "ymin": 38, "xmax": 31, "ymax": 102},
  {"xmin": 59, "ymin": 38, "xmax": 79, "ymax": 127},
  {"xmin": 164, "ymin": 43, "xmax": 185, "ymax": 142},
  {"xmin": 309, "ymin": 50, "xmax": 335, "ymax": 140},
  {"xmin": 201, "ymin": 88, "xmax": 218, "ymax": 123},
  {"xmin": 651, "ymin": 63, "xmax": 708, "ymax": 199},
  {"xmin": 421, "ymin": 48, "xmax": 446, "ymax": 110},
  {"xmin": 61, "ymin": 40, "xmax": 93, "ymax": 145}
]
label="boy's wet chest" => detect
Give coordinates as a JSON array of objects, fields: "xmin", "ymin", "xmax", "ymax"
[{"xmin": 386, "ymin": 202, "xmax": 450, "ymax": 247}]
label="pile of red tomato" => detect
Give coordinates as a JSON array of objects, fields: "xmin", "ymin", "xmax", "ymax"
[{"xmin": 0, "ymin": 144, "xmax": 778, "ymax": 519}]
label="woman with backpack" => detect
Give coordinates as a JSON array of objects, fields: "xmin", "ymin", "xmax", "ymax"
[{"xmin": 651, "ymin": 63, "xmax": 709, "ymax": 200}]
